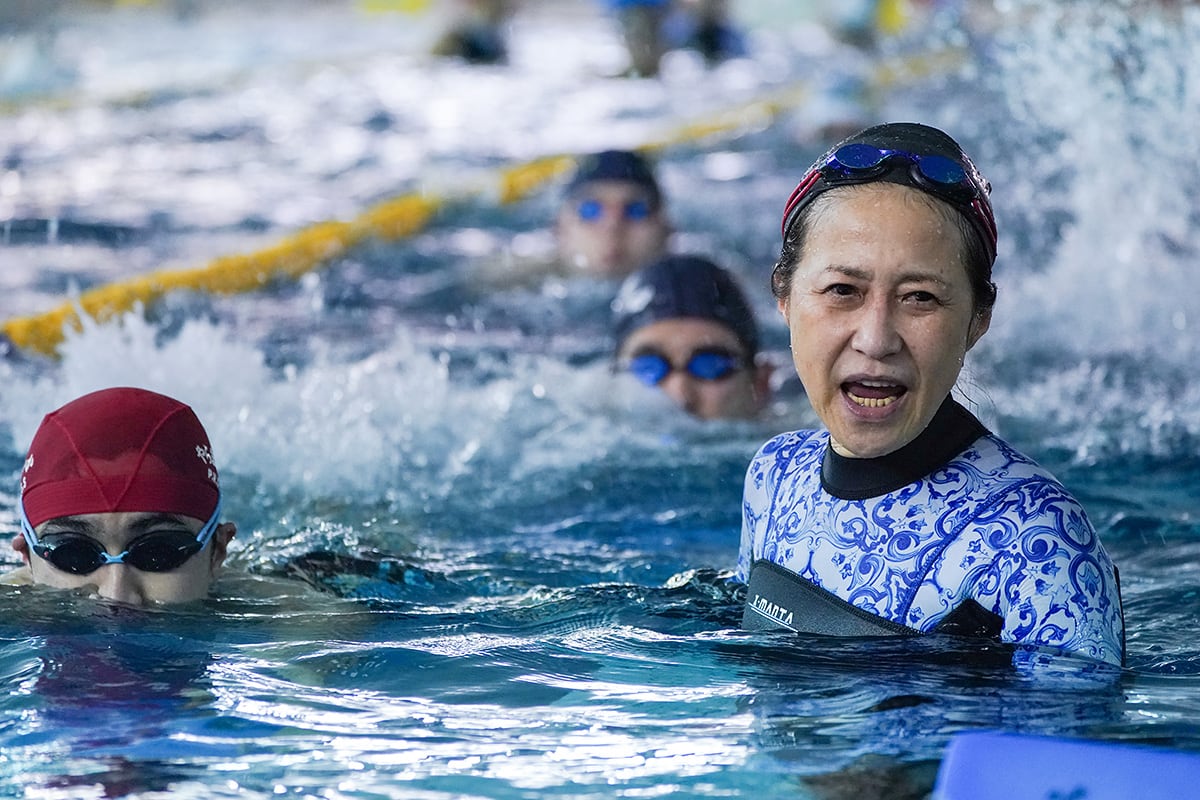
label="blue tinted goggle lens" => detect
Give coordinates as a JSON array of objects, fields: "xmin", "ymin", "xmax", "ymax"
[
  {"xmin": 782, "ymin": 140, "xmax": 997, "ymax": 263},
  {"xmin": 577, "ymin": 198, "xmax": 653, "ymax": 223},
  {"xmin": 622, "ymin": 199, "xmax": 651, "ymax": 221},
  {"xmin": 626, "ymin": 350, "xmax": 742, "ymax": 387},
  {"xmin": 829, "ymin": 143, "xmax": 967, "ymax": 187},
  {"xmin": 686, "ymin": 350, "xmax": 741, "ymax": 380},
  {"xmin": 628, "ymin": 353, "xmax": 671, "ymax": 386}
]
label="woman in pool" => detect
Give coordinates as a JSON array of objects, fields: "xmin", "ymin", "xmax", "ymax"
[
  {"xmin": 736, "ymin": 122, "xmax": 1125, "ymax": 667},
  {"xmin": 4, "ymin": 386, "xmax": 236, "ymax": 606}
]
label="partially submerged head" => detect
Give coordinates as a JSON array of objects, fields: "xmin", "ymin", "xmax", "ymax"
[
  {"xmin": 13, "ymin": 387, "xmax": 235, "ymax": 606},
  {"xmin": 612, "ymin": 254, "xmax": 770, "ymax": 420},
  {"xmin": 771, "ymin": 122, "xmax": 997, "ymax": 457},
  {"xmin": 556, "ymin": 149, "xmax": 671, "ymax": 279}
]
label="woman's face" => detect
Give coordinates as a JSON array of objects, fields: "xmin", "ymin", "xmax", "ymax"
[{"xmin": 778, "ymin": 183, "xmax": 990, "ymax": 458}]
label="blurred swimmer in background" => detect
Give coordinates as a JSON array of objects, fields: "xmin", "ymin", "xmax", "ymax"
[
  {"xmin": 612, "ymin": 254, "xmax": 772, "ymax": 420},
  {"xmin": 431, "ymin": 0, "xmax": 513, "ymax": 64},
  {"xmin": 557, "ymin": 149, "xmax": 673, "ymax": 280},
  {"xmin": 480, "ymin": 148, "xmax": 673, "ymax": 288}
]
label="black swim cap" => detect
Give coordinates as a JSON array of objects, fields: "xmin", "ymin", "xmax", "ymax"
[
  {"xmin": 780, "ymin": 122, "xmax": 996, "ymax": 264},
  {"xmin": 565, "ymin": 149, "xmax": 662, "ymax": 209},
  {"xmin": 612, "ymin": 254, "xmax": 759, "ymax": 356}
]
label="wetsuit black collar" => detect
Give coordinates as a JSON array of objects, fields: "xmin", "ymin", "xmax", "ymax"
[{"xmin": 821, "ymin": 397, "xmax": 988, "ymax": 500}]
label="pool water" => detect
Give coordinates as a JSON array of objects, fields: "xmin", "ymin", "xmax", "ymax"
[{"xmin": 1, "ymin": 1, "xmax": 1199, "ymax": 797}]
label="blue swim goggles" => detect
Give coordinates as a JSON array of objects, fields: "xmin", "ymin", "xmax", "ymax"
[
  {"xmin": 20, "ymin": 497, "xmax": 222, "ymax": 575},
  {"xmin": 780, "ymin": 143, "xmax": 997, "ymax": 261},
  {"xmin": 623, "ymin": 348, "xmax": 745, "ymax": 387},
  {"xmin": 576, "ymin": 197, "xmax": 653, "ymax": 223}
]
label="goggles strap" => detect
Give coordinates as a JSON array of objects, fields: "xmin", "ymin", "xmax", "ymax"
[{"xmin": 19, "ymin": 495, "xmax": 223, "ymax": 558}]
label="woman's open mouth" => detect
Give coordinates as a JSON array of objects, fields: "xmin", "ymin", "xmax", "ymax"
[{"xmin": 844, "ymin": 380, "xmax": 907, "ymax": 409}]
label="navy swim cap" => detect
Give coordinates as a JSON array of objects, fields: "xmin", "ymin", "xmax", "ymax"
[
  {"xmin": 565, "ymin": 150, "xmax": 662, "ymax": 209},
  {"xmin": 612, "ymin": 255, "xmax": 759, "ymax": 356}
]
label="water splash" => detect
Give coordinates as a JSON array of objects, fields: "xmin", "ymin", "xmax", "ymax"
[
  {"xmin": 0, "ymin": 310, "xmax": 769, "ymax": 508},
  {"xmin": 947, "ymin": 2, "xmax": 1200, "ymax": 465},
  {"xmin": 984, "ymin": 1, "xmax": 1200, "ymax": 361}
]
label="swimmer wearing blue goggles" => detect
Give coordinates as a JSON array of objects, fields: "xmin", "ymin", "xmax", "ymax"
[
  {"xmin": 20, "ymin": 497, "xmax": 223, "ymax": 576},
  {"xmin": 780, "ymin": 141, "xmax": 997, "ymax": 264},
  {"xmin": 622, "ymin": 347, "xmax": 746, "ymax": 387}
]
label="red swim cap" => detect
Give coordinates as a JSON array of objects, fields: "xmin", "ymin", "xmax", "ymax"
[{"xmin": 20, "ymin": 387, "xmax": 221, "ymax": 529}]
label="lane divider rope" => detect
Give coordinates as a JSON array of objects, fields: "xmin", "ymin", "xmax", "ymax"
[{"xmin": 1, "ymin": 48, "xmax": 963, "ymax": 356}]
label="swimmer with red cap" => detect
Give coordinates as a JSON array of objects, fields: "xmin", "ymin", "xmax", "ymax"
[{"xmin": 4, "ymin": 387, "xmax": 236, "ymax": 606}]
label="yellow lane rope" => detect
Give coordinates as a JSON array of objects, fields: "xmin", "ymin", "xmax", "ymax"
[
  {"xmin": 1, "ymin": 49, "xmax": 964, "ymax": 357},
  {"xmin": 2, "ymin": 194, "xmax": 442, "ymax": 356}
]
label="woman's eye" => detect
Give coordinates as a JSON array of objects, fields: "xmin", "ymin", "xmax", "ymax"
[{"xmin": 824, "ymin": 283, "xmax": 858, "ymax": 297}]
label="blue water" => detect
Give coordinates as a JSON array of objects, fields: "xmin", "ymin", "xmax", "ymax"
[{"xmin": 1, "ymin": 1, "xmax": 1200, "ymax": 797}]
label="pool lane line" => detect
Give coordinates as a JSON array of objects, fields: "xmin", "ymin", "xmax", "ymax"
[
  {"xmin": 0, "ymin": 48, "xmax": 966, "ymax": 358},
  {"xmin": 0, "ymin": 88, "xmax": 793, "ymax": 357},
  {"xmin": 0, "ymin": 152, "xmax": 591, "ymax": 356},
  {"xmin": 1, "ymin": 193, "xmax": 442, "ymax": 357}
]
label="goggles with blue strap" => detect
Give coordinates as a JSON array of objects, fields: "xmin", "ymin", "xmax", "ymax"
[{"xmin": 20, "ymin": 496, "xmax": 223, "ymax": 575}]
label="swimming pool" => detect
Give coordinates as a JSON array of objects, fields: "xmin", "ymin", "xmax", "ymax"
[{"xmin": 1, "ymin": 1, "xmax": 1199, "ymax": 797}]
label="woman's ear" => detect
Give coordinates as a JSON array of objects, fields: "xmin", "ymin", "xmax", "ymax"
[
  {"xmin": 967, "ymin": 307, "xmax": 992, "ymax": 351},
  {"xmin": 776, "ymin": 295, "xmax": 790, "ymax": 322}
]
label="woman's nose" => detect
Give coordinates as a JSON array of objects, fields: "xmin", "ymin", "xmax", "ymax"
[{"xmin": 851, "ymin": 296, "xmax": 903, "ymax": 358}]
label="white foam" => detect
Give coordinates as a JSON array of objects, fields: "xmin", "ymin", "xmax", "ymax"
[
  {"xmin": 1, "ymin": 312, "xmax": 770, "ymax": 504},
  {"xmin": 984, "ymin": 2, "xmax": 1200, "ymax": 362}
]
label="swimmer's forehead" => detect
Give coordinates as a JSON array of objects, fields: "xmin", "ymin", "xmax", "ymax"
[
  {"xmin": 567, "ymin": 179, "xmax": 660, "ymax": 202},
  {"xmin": 37, "ymin": 511, "xmax": 203, "ymax": 535}
]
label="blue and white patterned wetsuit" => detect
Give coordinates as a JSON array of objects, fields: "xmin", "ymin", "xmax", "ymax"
[{"xmin": 736, "ymin": 399, "xmax": 1125, "ymax": 667}]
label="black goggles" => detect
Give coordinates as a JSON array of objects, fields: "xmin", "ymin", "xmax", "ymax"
[
  {"xmin": 623, "ymin": 348, "xmax": 745, "ymax": 386},
  {"xmin": 20, "ymin": 498, "xmax": 222, "ymax": 575},
  {"xmin": 780, "ymin": 143, "xmax": 997, "ymax": 261}
]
